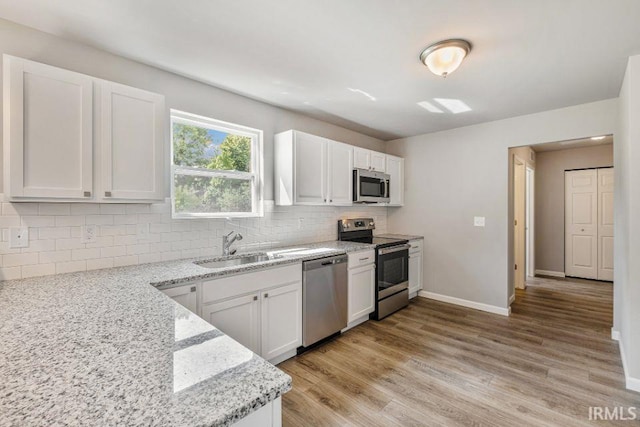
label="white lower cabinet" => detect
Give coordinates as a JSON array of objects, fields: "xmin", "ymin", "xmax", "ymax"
[
  {"xmin": 408, "ymin": 240, "xmax": 424, "ymax": 296},
  {"xmin": 346, "ymin": 250, "xmax": 376, "ymax": 326},
  {"xmin": 260, "ymin": 283, "xmax": 302, "ymax": 361},
  {"xmin": 161, "ymin": 283, "xmax": 198, "ymax": 314},
  {"xmin": 233, "ymin": 397, "xmax": 281, "ymax": 427},
  {"xmin": 200, "ymin": 264, "xmax": 302, "ymax": 363},
  {"xmin": 201, "ymin": 293, "xmax": 261, "ymax": 354}
]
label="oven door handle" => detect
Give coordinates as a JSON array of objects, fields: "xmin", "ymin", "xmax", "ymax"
[{"xmin": 378, "ymin": 244, "xmax": 411, "ymax": 255}]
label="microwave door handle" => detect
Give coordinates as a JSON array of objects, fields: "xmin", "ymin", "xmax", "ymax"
[{"xmin": 384, "ymin": 179, "xmax": 389, "ymax": 198}]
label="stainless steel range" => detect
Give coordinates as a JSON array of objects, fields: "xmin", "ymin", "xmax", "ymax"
[{"xmin": 338, "ymin": 218, "xmax": 410, "ymax": 320}]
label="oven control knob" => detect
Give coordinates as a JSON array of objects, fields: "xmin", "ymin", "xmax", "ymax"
[{"xmin": 369, "ymin": 221, "xmax": 374, "ymax": 227}]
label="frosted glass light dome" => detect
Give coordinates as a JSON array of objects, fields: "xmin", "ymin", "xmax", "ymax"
[{"xmin": 420, "ymin": 39, "xmax": 471, "ymax": 78}]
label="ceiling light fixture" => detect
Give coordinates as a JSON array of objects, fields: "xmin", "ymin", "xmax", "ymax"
[
  {"xmin": 420, "ymin": 39, "xmax": 471, "ymax": 78},
  {"xmin": 433, "ymin": 98, "xmax": 472, "ymax": 114},
  {"xmin": 417, "ymin": 101, "xmax": 444, "ymax": 113},
  {"xmin": 590, "ymin": 136, "xmax": 606, "ymax": 140}
]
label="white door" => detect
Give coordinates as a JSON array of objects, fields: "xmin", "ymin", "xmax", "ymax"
[
  {"xmin": 513, "ymin": 156, "xmax": 526, "ymax": 289},
  {"xmin": 327, "ymin": 141, "xmax": 353, "ymax": 205},
  {"xmin": 5, "ymin": 56, "xmax": 93, "ymax": 199},
  {"xmin": 386, "ymin": 155, "xmax": 404, "ymax": 206},
  {"xmin": 353, "ymin": 147, "xmax": 371, "ymax": 170},
  {"xmin": 597, "ymin": 168, "xmax": 614, "ymax": 281},
  {"xmin": 347, "ymin": 264, "xmax": 376, "ymax": 322},
  {"xmin": 565, "ymin": 169, "xmax": 598, "ymax": 279},
  {"xmin": 408, "ymin": 249, "xmax": 423, "ymax": 295},
  {"xmin": 162, "ymin": 284, "xmax": 198, "ymax": 314},
  {"xmin": 100, "ymin": 81, "xmax": 165, "ymax": 201},
  {"xmin": 370, "ymin": 152, "xmax": 386, "ymax": 172},
  {"xmin": 294, "ymin": 133, "xmax": 327, "ymax": 204},
  {"xmin": 201, "ymin": 294, "xmax": 260, "ymax": 354},
  {"xmin": 260, "ymin": 283, "xmax": 302, "ymax": 361}
]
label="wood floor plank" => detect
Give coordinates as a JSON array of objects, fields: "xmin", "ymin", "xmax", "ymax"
[{"xmin": 280, "ymin": 276, "xmax": 640, "ymax": 426}]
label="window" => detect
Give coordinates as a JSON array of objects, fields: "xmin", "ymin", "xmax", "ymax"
[{"xmin": 170, "ymin": 110, "xmax": 263, "ymax": 218}]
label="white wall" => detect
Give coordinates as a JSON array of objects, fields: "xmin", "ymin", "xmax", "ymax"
[
  {"xmin": 615, "ymin": 55, "xmax": 640, "ymax": 390},
  {"xmin": 0, "ymin": 19, "xmax": 389, "ymax": 281},
  {"xmin": 386, "ymin": 98, "xmax": 618, "ymax": 310}
]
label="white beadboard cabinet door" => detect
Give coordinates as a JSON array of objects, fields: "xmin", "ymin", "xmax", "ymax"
[
  {"xmin": 294, "ymin": 132, "xmax": 327, "ymax": 204},
  {"xmin": 100, "ymin": 81, "xmax": 165, "ymax": 201},
  {"xmin": 260, "ymin": 282, "xmax": 302, "ymax": 361},
  {"xmin": 386, "ymin": 155, "xmax": 404, "ymax": 206},
  {"xmin": 201, "ymin": 294, "xmax": 261, "ymax": 355},
  {"xmin": 327, "ymin": 141, "xmax": 353, "ymax": 205},
  {"xmin": 4, "ymin": 55, "xmax": 93, "ymax": 199}
]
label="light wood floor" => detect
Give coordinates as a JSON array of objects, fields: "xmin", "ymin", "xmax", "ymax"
[{"xmin": 279, "ymin": 276, "xmax": 640, "ymax": 426}]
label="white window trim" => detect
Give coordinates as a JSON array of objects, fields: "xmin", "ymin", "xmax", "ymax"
[{"xmin": 170, "ymin": 109, "xmax": 264, "ymax": 219}]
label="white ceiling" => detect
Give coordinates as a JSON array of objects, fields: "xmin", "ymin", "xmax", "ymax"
[
  {"xmin": 532, "ymin": 135, "xmax": 613, "ymax": 152},
  {"xmin": 1, "ymin": 0, "xmax": 639, "ymax": 140}
]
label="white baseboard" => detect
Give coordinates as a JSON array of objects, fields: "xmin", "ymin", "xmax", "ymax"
[
  {"xmin": 535, "ymin": 269, "xmax": 565, "ymax": 278},
  {"xmin": 269, "ymin": 349, "xmax": 297, "ymax": 366},
  {"xmin": 617, "ymin": 338, "xmax": 640, "ymax": 392},
  {"xmin": 611, "ymin": 329, "xmax": 620, "ymax": 341},
  {"xmin": 509, "ymin": 294, "xmax": 515, "ymax": 305},
  {"xmin": 341, "ymin": 314, "xmax": 369, "ymax": 333},
  {"xmin": 418, "ymin": 291, "xmax": 510, "ymax": 316}
]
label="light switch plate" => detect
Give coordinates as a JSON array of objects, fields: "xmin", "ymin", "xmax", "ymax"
[
  {"xmin": 9, "ymin": 227, "xmax": 29, "ymax": 248},
  {"xmin": 474, "ymin": 216, "xmax": 486, "ymax": 227},
  {"xmin": 81, "ymin": 225, "xmax": 98, "ymax": 243}
]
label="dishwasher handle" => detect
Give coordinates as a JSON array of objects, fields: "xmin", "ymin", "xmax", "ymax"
[{"xmin": 303, "ymin": 254, "xmax": 348, "ymax": 271}]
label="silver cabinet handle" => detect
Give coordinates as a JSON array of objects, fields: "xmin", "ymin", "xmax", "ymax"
[
  {"xmin": 105, "ymin": 191, "xmax": 112, "ymax": 197},
  {"xmin": 190, "ymin": 286, "xmax": 196, "ymax": 293},
  {"xmin": 264, "ymin": 293, "xmax": 269, "ymax": 298},
  {"xmin": 84, "ymin": 191, "xmax": 91, "ymax": 197},
  {"xmin": 253, "ymin": 295, "xmax": 258, "ymax": 301},
  {"xmin": 359, "ymin": 257, "xmax": 370, "ymax": 261}
]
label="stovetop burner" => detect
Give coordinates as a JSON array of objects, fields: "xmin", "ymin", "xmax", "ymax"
[{"xmin": 337, "ymin": 218, "xmax": 408, "ymax": 248}]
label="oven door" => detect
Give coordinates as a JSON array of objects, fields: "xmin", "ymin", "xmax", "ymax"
[
  {"xmin": 377, "ymin": 244, "xmax": 410, "ymax": 298},
  {"xmin": 354, "ymin": 169, "xmax": 390, "ymax": 203}
]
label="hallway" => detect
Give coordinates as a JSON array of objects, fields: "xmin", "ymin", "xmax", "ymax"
[{"xmin": 279, "ymin": 277, "xmax": 639, "ymax": 426}]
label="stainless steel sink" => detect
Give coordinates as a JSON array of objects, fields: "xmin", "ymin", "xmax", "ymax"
[{"xmin": 195, "ymin": 254, "xmax": 278, "ymax": 269}]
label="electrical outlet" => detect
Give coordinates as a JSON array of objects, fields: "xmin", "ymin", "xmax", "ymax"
[
  {"xmin": 9, "ymin": 227, "xmax": 29, "ymax": 248},
  {"xmin": 474, "ymin": 216, "xmax": 486, "ymax": 227},
  {"xmin": 137, "ymin": 223, "xmax": 150, "ymax": 241},
  {"xmin": 81, "ymin": 225, "xmax": 98, "ymax": 243}
]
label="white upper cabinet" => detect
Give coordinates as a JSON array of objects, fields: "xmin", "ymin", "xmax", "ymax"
[
  {"xmin": 275, "ymin": 130, "xmax": 354, "ymax": 206},
  {"xmin": 100, "ymin": 81, "xmax": 165, "ymax": 201},
  {"xmin": 353, "ymin": 147, "xmax": 386, "ymax": 172},
  {"xmin": 4, "ymin": 56, "xmax": 94, "ymax": 199},
  {"xmin": 3, "ymin": 55, "xmax": 165, "ymax": 203},
  {"xmin": 327, "ymin": 141, "xmax": 353, "ymax": 205},
  {"xmin": 386, "ymin": 154, "xmax": 404, "ymax": 206}
]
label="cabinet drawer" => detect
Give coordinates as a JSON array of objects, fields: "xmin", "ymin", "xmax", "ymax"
[
  {"xmin": 409, "ymin": 240, "xmax": 423, "ymax": 254},
  {"xmin": 348, "ymin": 250, "xmax": 375, "ymax": 269},
  {"xmin": 201, "ymin": 263, "xmax": 301, "ymax": 304}
]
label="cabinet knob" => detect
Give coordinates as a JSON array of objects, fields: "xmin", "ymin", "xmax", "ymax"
[
  {"xmin": 330, "ymin": 199, "xmax": 333, "ymax": 203},
  {"xmin": 190, "ymin": 286, "xmax": 196, "ymax": 293},
  {"xmin": 264, "ymin": 293, "xmax": 269, "ymax": 298},
  {"xmin": 324, "ymin": 199, "xmax": 327, "ymax": 203},
  {"xmin": 253, "ymin": 295, "xmax": 258, "ymax": 301},
  {"xmin": 105, "ymin": 191, "xmax": 112, "ymax": 197},
  {"xmin": 83, "ymin": 191, "xmax": 91, "ymax": 197}
]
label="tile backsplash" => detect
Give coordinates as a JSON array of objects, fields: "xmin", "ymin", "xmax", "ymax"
[{"xmin": 0, "ymin": 199, "xmax": 387, "ymax": 281}]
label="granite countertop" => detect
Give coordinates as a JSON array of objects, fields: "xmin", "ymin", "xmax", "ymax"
[
  {"xmin": 0, "ymin": 239, "xmax": 373, "ymax": 426},
  {"xmin": 376, "ymin": 233, "xmax": 424, "ymax": 241}
]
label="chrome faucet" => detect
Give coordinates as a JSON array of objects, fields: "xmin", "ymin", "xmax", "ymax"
[{"xmin": 222, "ymin": 231, "xmax": 243, "ymax": 256}]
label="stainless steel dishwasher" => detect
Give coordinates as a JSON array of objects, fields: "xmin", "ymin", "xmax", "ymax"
[{"xmin": 299, "ymin": 254, "xmax": 348, "ymax": 352}]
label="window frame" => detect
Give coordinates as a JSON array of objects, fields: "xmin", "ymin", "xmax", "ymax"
[{"xmin": 170, "ymin": 109, "xmax": 264, "ymax": 219}]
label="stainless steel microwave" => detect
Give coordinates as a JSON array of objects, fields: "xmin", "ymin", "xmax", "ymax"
[{"xmin": 353, "ymin": 168, "xmax": 390, "ymax": 203}]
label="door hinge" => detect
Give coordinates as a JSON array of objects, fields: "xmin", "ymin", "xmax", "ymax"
[
  {"xmin": 515, "ymin": 264, "xmax": 518, "ymax": 270},
  {"xmin": 514, "ymin": 219, "xmax": 517, "ymax": 226}
]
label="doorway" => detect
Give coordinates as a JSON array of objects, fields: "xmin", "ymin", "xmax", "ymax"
[{"xmin": 513, "ymin": 155, "xmax": 526, "ymax": 290}]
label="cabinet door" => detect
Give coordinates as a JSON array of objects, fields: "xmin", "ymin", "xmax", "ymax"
[
  {"xmin": 201, "ymin": 294, "xmax": 260, "ymax": 354},
  {"xmin": 353, "ymin": 147, "xmax": 371, "ymax": 170},
  {"xmin": 260, "ymin": 282, "xmax": 302, "ymax": 361},
  {"xmin": 327, "ymin": 141, "xmax": 353, "ymax": 206},
  {"xmin": 294, "ymin": 132, "xmax": 327, "ymax": 204},
  {"xmin": 408, "ymin": 250, "xmax": 423, "ymax": 295},
  {"xmin": 101, "ymin": 81, "xmax": 165, "ymax": 201},
  {"xmin": 348, "ymin": 264, "xmax": 376, "ymax": 322},
  {"xmin": 5, "ymin": 56, "xmax": 93, "ymax": 199},
  {"xmin": 370, "ymin": 152, "xmax": 387, "ymax": 172},
  {"xmin": 386, "ymin": 155, "xmax": 404, "ymax": 206},
  {"xmin": 162, "ymin": 284, "xmax": 198, "ymax": 314}
]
